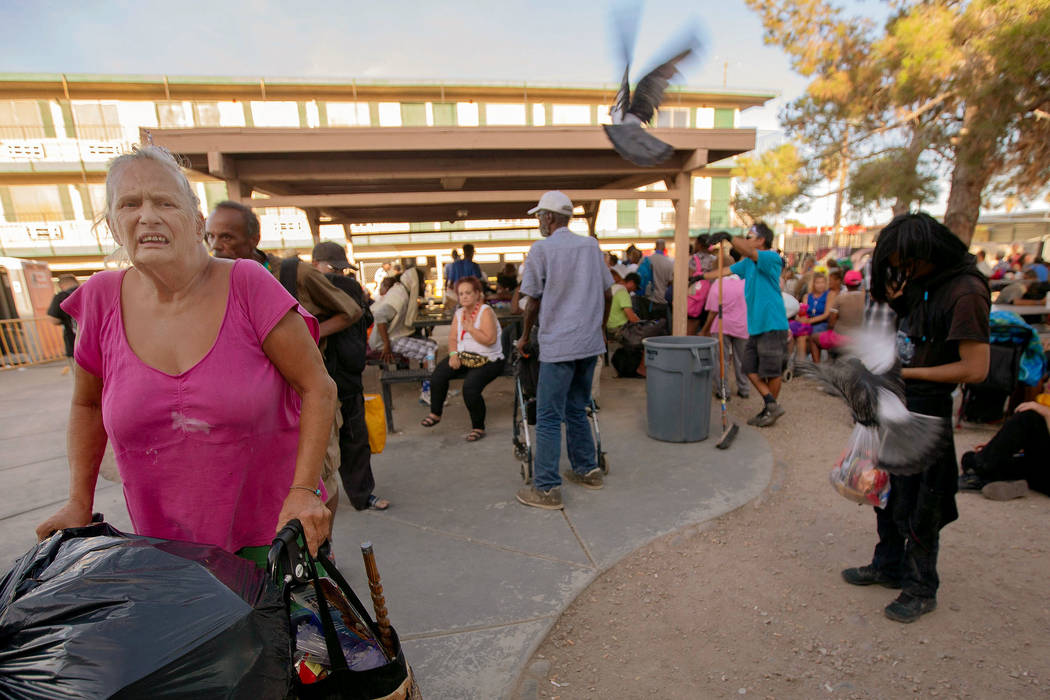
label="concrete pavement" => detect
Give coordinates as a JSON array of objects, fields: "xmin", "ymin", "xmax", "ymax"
[{"xmin": 0, "ymin": 361, "xmax": 772, "ymax": 699}]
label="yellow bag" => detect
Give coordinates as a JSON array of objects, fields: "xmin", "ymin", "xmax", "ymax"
[{"xmin": 364, "ymin": 393, "xmax": 386, "ymax": 454}]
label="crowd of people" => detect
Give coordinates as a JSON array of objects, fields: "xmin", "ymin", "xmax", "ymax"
[{"xmin": 34, "ymin": 146, "xmax": 1049, "ymax": 628}]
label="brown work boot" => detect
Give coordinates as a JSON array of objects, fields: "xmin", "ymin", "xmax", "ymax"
[
  {"xmin": 563, "ymin": 468, "xmax": 604, "ymax": 490},
  {"xmin": 516, "ymin": 486, "xmax": 564, "ymax": 510}
]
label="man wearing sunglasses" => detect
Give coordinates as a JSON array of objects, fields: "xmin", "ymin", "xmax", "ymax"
[{"xmin": 704, "ymin": 223, "xmax": 789, "ymax": 427}]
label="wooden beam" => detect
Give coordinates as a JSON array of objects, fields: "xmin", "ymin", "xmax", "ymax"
[
  {"xmin": 671, "ymin": 172, "xmax": 692, "ymax": 336},
  {"xmin": 304, "ymin": 208, "xmax": 322, "ymax": 246},
  {"xmin": 245, "ymin": 189, "xmax": 681, "ymax": 209},
  {"xmin": 146, "ymin": 126, "xmax": 758, "ymax": 157},
  {"xmin": 207, "ymin": 151, "xmax": 236, "ymax": 180},
  {"xmin": 680, "ymin": 148, "xmax": 709, "ymax": 173},
  {"xmin": 232, "ymin": 154, "xmax": 683, "ymax": 182}
]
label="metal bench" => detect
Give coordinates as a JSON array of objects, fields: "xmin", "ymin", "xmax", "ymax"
[
  {"xmin": 379, "ymin": 361, "xmax": 515, "ymax": 433},
  {"xmin": 379, "ymin": 367, "xmax": 432, "ymax": 432}
]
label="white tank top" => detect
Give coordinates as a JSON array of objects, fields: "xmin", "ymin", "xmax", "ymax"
[{"xmin": 455, "ymin": 305, "xmax": 503, "ymax": 361}]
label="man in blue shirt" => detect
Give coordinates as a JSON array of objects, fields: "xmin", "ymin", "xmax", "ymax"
[
  {"xmin": 447, "ymin": 243, "xmax": 483, "ymax": 289},
  {"xmin": 706, "ymin": 223, "xmax": 789, "ymax": 427},
  {"xmin": 516, "ymin": 191, "xmax": 613, "ymax": 509}
]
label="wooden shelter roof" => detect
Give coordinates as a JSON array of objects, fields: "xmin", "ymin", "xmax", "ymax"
[{"xmin": 146, "ymin": 126, "xmax": 757, "ymax": 226}]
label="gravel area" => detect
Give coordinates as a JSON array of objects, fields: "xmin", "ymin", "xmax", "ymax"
[{"xmin": 520, "ymin": 377, "xmax": 1050, "ymax": 699}]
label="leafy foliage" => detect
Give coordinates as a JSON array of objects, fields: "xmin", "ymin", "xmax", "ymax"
[
  {"xmin": 745, "ymin": 0, "xmax": 1050, "ymax": 244},
  {"xmin": 730, "ymin": 143, "xmax": 814, "ymax": 224}
]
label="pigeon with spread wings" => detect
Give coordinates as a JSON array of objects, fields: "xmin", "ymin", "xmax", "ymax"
[
  {"xmin": 603, "ymin": 10, "xmax": 700, "ymax": 166},
  {"xmin": 796, "ymin": 325, "xmax": 947, "ymax": 475}
]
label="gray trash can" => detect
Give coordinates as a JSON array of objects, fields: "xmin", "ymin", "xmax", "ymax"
[{"xmin": 642, "ymin": 335, "xmax": 717, "ymax": 442}]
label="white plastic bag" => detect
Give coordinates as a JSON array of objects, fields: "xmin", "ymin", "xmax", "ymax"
[{"xmin": 830, "ymin": 424, "xmax": 890, "ymax": 508}]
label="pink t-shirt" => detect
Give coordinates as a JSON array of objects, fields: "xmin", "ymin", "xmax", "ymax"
[
  {"xmin": 704, "ymin": 275, "xmax": 748, "ymax": 339},
  {"xmin": 62, "ymin": 259, "xmax": 319, "ymax": 552}
]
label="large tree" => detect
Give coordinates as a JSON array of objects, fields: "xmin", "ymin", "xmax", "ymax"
[
  {"xmin": 730, "ymin": 142, "xmax": 813, "ymax": 224},
  {"xmin": 746, "ymin": 0, "xmax": 1050, "ymax": 245}
]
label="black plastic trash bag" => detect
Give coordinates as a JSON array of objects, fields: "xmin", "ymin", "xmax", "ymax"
[{"xmin": 0, "ymin": 521, "xmax": 291, "ymax": 699}]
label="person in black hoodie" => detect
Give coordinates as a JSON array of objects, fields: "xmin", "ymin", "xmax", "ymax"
[
  {"xmin": 840, "ymin": 213, "xmax": 990, "ymax": 623},
  {"xmin": 311, "ymin": 242, "xmax": 389, "ymax": 511}
]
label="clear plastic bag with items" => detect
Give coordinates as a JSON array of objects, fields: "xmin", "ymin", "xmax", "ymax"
[{"xmin": 830, "ymin": 424, "xmax": 890, "ymax": 508}]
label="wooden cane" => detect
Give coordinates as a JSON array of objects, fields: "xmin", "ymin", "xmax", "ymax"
[{"xmin": 360, "ymin": 542, "xmax": 397, "ymax": 658}]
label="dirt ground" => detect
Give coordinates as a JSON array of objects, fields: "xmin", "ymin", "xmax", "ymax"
[{"xmin": 524, "ymin": 379, "xmax": 1050, "ymax": 699}]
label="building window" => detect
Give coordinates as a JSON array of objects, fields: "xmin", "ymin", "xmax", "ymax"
[
  {"xmin": 617, "ymin": 200, "xmax": 638, "ymax": 229},
  {"xmin": 250, "ymin": 101, "xmax": 300, "ymax": 127},
  {"xmin": 6, "ymin": 185, "xmax": 67, "ymax": 222},
  {"xmin": 710, "ymin": 176, "xmax": 732, "ymax": 227},
  {"xmin": 0, "ymin": 101, "xmax": 47, "ymax": 139},
  {"xmin": 377, "ymin": 103, "xmax": 402, "ymax": 127},
  {"xmin": 326, "ymin": 102, "xmax": 370, "ymax": 126},
  {"xmin": 714, "ymin": 108, "xmax": 736, "ymax": 129},
  {"xmin": 456, "ymin": 103, "xmax": 480, "ymax": 127},
  {"xmin": 551, "ymin": 104, "xmax": 591, "ymax": 125},
  {"xmin": 156, "ymin": 101, "xmax": 192, "ymax": 128},
  {"xmin": 531, "ymin": 104, "xmax": 546, "ymax": 126},
  {"xmin": 72, "ymin": 101, "xmax": 122, "ymax": 140},
  {"xmin": 485, "ymin": 103, "xmax": 526, "ymax": 126},
  {"xmin": 193, "ymin": 102, "xmax": 222, "ymax": 127},
  {"xmin": 401, "ymin": 103, "xmax": 427, "ymax": 127},
  {"xmin": 656, "ymin": 108, "xmax": 689, "ymax": 128}
]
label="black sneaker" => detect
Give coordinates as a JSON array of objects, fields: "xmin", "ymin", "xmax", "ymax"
[
  {"xmin": 884, "ymin": 593, "xmax": 937, "ymax": 623},
  {"xmin": 958, "ymin": 471, "xmax": 985, "ymax": 491},
  {"xmin": 841, "ymin": 565, "xmax": 901, "ymax": 589}
]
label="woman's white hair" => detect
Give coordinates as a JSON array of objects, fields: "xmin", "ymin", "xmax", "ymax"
[{"xmin": 96, "ymin": 145, "xmax": 202, "ymax": 266}]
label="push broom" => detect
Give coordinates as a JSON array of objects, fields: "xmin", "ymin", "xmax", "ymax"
[{"xmin": 715, "ymin": 241, "xmax": 739, "ymax": 450}]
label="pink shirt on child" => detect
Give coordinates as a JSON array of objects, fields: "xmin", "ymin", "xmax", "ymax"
[
  {"xmin": 62, "ymin": 259, "xmax": 319, "ymax": 553},
  {"xmin": 704, "ymin": 275, "xmax": 749, "ymax": 339}
]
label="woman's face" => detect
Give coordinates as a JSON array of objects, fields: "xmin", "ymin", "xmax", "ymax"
[
  {"xmin": 457, "ymin": 282, "xmax": 479, "ymax": 307},
  {"xmin": 109, "ymin": 159, "xmax": 203, "ymax": 267}
]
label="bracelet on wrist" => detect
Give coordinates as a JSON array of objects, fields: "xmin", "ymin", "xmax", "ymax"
[
  {"xmin": 450, "ymin": 351, "xmax": 459, "ymax": 356},
  {"xmin": 291, "ymin": 485, "xmax": 322, "ymax": 498}
]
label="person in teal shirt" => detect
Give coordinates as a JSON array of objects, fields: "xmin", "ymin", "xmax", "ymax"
[{"xmin": 705, "ymin": 224, "xmax": 789, "ymax": 427}]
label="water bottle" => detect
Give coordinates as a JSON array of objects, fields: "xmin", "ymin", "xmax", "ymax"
[
  {"xmin": 420, "ymin": 379, "xmax": 431, "ymax": 406},
  {"xmin": 425, "ymin": 350, "xmax": 436, "ymax": 372}
]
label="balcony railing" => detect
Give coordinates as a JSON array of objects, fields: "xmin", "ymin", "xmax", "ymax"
[{"xmin": 0, "ymin": 137, "xmax": 136, "ymax": 164}]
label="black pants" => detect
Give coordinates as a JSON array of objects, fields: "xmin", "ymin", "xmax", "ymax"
[
  {"xmin": 337, "ymin": 392, "xmax": 375, "ymax": 511},
  {"xmin": 429, "ymin": 356, "xmax": 505, "ymax": 430},
  {"xmin": 870, "ymin": 401, "xmax": 958, "ymax": 600},
  {"xmin": 970, "ymin": 408, "xmax": 1050, "ymax": 495}
]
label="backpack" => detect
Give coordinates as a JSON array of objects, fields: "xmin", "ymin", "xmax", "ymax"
[
  {"xmin": 278, "ymin": 258, "xmax": 370, "ymax": 395},
  {"xmin": 611, "ymin": 346, "xmax": 644, "ymax": 377}
]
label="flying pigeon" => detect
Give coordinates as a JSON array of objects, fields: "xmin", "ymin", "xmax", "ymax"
[
  {"xmin": 796, "ymin": 324, "xmax": 947, "ymax": 475},
  {"xmin": 603, "ymin": 9, "xmax": 700, "ymax": 166}
]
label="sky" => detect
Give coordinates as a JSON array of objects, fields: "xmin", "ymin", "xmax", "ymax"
[{"xmin": 2, "ymin": 0, "xmax": 833, "ymax": 217}]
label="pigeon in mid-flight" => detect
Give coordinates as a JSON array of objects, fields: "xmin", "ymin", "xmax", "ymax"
[
  {"xmin": 602, "ymin": 7, "xmax": 700, "ymax": 166},
  {"xmin": 796, "ymin": 325, "xmax": 947, "ymax": 475}
]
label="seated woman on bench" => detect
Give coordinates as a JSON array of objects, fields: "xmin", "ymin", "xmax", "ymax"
[{"xmin": 421, "ymin": 276, "xmax": 506, "ymax": 442}]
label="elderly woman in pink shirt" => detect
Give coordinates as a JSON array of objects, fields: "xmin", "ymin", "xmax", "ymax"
[{"xmin": 35, "ymin": 146, "xmax": 334, "ymax": 558}]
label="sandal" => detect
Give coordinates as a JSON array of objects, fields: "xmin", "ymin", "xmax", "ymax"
[
  {"xmin": 367, "ymin": 495, "xmax": 390, "ymax": 510},
  {"xmin": 420, "ymin": 415, "xmax": 441, "ymax": 428},
  {"xmin": 465, "ymin": 429, "xmax": 486, "ymax": 443}
]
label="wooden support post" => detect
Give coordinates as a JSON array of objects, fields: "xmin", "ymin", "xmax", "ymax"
[
  {"xmin": 305, "ymin": 208, "xmax": 322, "ymax": 246},
  {"xmin": 671, "ymin": 172, "xmax": 692, "ymax": 336}
]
